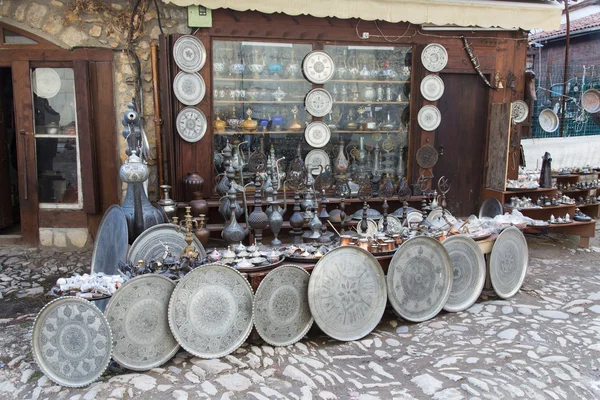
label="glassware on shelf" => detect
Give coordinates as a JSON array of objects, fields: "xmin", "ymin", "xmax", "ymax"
[{"xmin": 285, "ymin": 106, "xmax": 303, "ymax": 131}]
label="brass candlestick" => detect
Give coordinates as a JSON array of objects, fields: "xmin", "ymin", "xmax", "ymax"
[{"xmin": 177, "ymin": 206, "xmax": 199, "ymax": 260}]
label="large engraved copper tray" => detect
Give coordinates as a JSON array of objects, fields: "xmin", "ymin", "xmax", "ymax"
[
  {"xmin": 308, "ymin": 246, "xmax": 386, "ymax": 341},
  {"xmin": 387, "ymin": 236, "xmax": 453, "ymax": 322},
  {"xmin": 490, "ymin": 226, "xmax": 528, "ymax": 299},
  {"xmin": 168, "ymin": 264, "xmax": 254, "ymax": 358},
  {"xmin": 253, "ymin": 265, "xmax": 313, "ymax": 346},
  {"xmin": 32, "ymin": 297, "xmax": 112, "ymax": 387},
  {"xmin": 104, "ymin": 274, "xmax": 179, "ymax": 371}
]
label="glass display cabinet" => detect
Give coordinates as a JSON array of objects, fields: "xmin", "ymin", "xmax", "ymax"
[{"xmin": 212, "ymin": 40, "xmax": 412, "ymax": 191}]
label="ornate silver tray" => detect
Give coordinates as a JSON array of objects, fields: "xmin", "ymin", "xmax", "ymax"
[
  {"xmin": 173, "ymin": 71, "xmax": 205, "ymax": 106},
  {"xmin": 91, "ymin": 205, "xmax": 128, "ymax": 275},
  {"xmin": 442, "ymin": 235, "xmax": 486, "ymax": 312},
  {"xmin": 421, "ymin": 43, "xmax": 448, "ymax": 72},
  {"xmin": 305, "ymin": 121, "xmax": 331, "ymax": 148},
  {"xmin": 490, "ymin": 226, "xmax": 528, "ymax": 299},
  {"xmin": 305, "ymin": 149, "xmax": 330, "ymax": 175},
  {"xmin": 417, "ymin": 105, "xmax": 441, "ymax": 131},
  {"xmin": 173, "ymin": 35, "xmax": 206, "ymax": 73},
  {"xmin": 32, "ymin": 297, "xmax": 112, "ymax": 388},
  {"xmin": 176, "ymin": 106, "xmax": 207, "ymax": 143},
  {"xmin": 387, "ymin": 236, "xmax": 453, "ymax": 322},
  {"xmin": 356, "ymin": 218, "xmax": 378, "ymax": 237},
  {"xmin": 302, "ymin": 51, "xmax": 335, "ymax": 84},
  {"xmin": 420, "ymin": 74, "xmax": 444, "ymax": 101},
  {"xmin": 104, "ymin": 274, "xmax": 179, "ymax": 371},
  {"xmin": 378, "ymin": 215, "xmax": 402, "ymax": 234},
  {"xmin": 253, "ymin": 265, "xmax": 313, "ymax": 346},
  {"xmin": 168, "ymin": 264, "xmax": 254, "ymax": 358},
  {"xmin": 479, "ymin": 197, "xmax": 503, "ymax": 219},
  {"xmin": 308, "ymin": 246, "xmax": 387, "ymax": 341},
  {"xmin": 511, "ymin": 100, "xmax": 529, "ymax": 123},
  {"xmin": 305, "ymin": 88, "xmax": 333, "ymax": 117},
  {"xmin": 127, "ymin": 223, "xmax": 206, "ymax": 264},
  {"xmin": 539, "ymin": 109, "xmax": 559, "ymax": 133}
]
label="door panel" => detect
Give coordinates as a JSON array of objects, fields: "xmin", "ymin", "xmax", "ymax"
[
  {"xmin": 0, "ymin": 69, "xmax": 13, "ymax": 228},
  {"xmin": 433, "ymin": 74, "xmax": 488, "ymax": 217},
  {"xmin": 12, "ymin": 61, "xmax": 38, "ymax": 244}
]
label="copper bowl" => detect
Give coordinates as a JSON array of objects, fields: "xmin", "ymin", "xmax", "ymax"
[{"xmin": 357, "ymin": 238, "xmax": 370, "ymax": 251}]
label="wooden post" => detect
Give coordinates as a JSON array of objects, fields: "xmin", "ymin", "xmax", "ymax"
[
  {"xmin": 560, "ymin": 0, "xmax": 570, "ymax": 137},
  {"xmin": 151, "ymin": 43, "xmax": 165, "ymax": 186}
]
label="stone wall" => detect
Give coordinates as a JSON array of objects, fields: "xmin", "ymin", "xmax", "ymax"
[{"xmin": 0, "ymin": 0, "xmax": 190, "ymax": 200}]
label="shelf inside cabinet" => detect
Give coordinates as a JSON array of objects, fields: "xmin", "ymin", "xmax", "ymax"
[
  {"xmin": 214, "ymin": 100, "xmax": 304, "ymax": 104},
  {"xmin": 328, "ymin": 79, "xmax": 410, "ymax": 84},
  {"xmin": 217, "ymin": 130, "xmax": 304, "ymax": 135},
  {"xmin": 334, "ymin": 101, "xmax": 408, "ymax": 105},
  {"xmin": 214, "ymin": 77, "xmax": 307, "ymax": 82}
]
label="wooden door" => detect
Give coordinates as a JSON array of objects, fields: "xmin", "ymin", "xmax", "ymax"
[
  {"xmin": 11, "ymin": 61, "xmax": 38, "ymax": 244},
  {"xmin": 0, "ymin": 69, "xmax": 13, "ymax": 228},
  {"xmin": 433, "ymin": 74, "xmax": 488, "ymax": 217}
]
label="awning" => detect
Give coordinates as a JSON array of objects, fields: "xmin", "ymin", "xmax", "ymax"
[{"xmin": 163, "ymin": 0, "xmax": 563, "ymax": 31}]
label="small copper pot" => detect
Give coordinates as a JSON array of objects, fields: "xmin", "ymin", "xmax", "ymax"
[
  {"xmin": 384, "ymin": 239, "xmax": 396, "ymax": 252},
  {"xmin": 392, "ymin": 234, "xmax": 403, "ymax": 246},
  {"xmin": 340, "ymin": 235, "xmax": 354, "ymax": 246},
  {"xmin": 370, "ymin": 243, "xmax": 380, "ymax": 253},
  {"xmin": 358, "ymin": 238, "xmax": 370, "ymax": 251}
]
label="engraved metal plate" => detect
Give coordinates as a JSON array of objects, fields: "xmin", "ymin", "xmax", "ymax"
[
  {"xmin": 416, "ymin": 143, "xmax": 439, "ymax": 169},
  {"xmin": 104, "ymin": 274, "xmax": 179, "ymax": 371},
  {"xmin": 176, "ymin": 106, "xmax": 207, "ymax": 143},
  {"xmin": 173, "ymin": 35, "xmax": 206, "ymax": 73},
  {"xmin": 417, "ymin": 105, "xmax": 441, "ymax": 132},
  {"xmin": 305, "ymin": 121, "xmax": 331, "ymax": 148},
  {"xmin": 308, "ymin": 247, "xmax": 387, "ymax": 341},
  {"xmin": 387, "ymin": 236, "xmax": 453, "ymax": 322},
  {"xmin": 173, "ymin": 71, "xmax": 205, "ymax": 106},
  {"xmin": 539, "ymin": 109, "xmax": 559, "ymax": 133},
  {"xmin": 91, "ymin": 205, "xmax": 128, "ymax": 275},
  {"xmin": 490, "ymin": 227, "xmax": 528, "ymax": 299},
  {"xmin": 127, "ymin": 223, "xmax": 206, "ymax": 264},
  {"xmin": 420, "ymin": 74, "xmax": 444, "ymax": 101},
  {"xmin": 378, "ymin": 215, "xmax": 402, "ymax": 234},
  {"xmin": 32, "ymin": 297, "xmax": 112, "ymax": 388},
  {"xmin": 168, "ymin": 264, "xmax": 254, "ymax": 358},
  {"xmin": 479, "ymin": 197, "xmax": 503, "ymax": 219},
  {"xmin": 302, "ymin": 51, "xmax": 335, "ymax": 84},
  {"xmin": 253, "ymin": 265, "xmax": 313, "ymax": 346},
  {"xmin": 442, "ymin": 235, "xmax": 486, "ymax": 312},
  {"xmin": 356, "ymin": 218, "xmax": 378, "ymax": 238},
  {"xmin": 511, "ymin": 100, "xmax": 529, "ymax": 123},
  {"xmin": 32, "ymin": 68, "xmax": 61, "ymax": 99},
  {"xmin": 305, "ymin": 88, "xmax": 333, "ymax": 117},
  {"xmin": 305, "ymin": 149, "xmax": 330, "ymax": 176},
  {"xmin": 421, "ymin": 43, "xmax": 448, "ymax": 72}
]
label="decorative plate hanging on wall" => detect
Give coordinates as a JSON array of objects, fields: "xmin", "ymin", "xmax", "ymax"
[
  {"xmin": 173, "ymin": 35, "xmax": 206, "ymax": 73},
  {"xmin": 302, "ymin": 51, "xmax": 335, "ymax": 84},
  {"xmin": 176, "ymin": 106, "xmax": 207, "ymax": 143},
  {"xmin": 420, "ymin": 74, "xmax": 445, "ymax": 101},
  {"xmin": 421, "ymin": 43, "xmax": 448, "ymax": 72},
  {"xmin": 173, "ymin": 71, "xmax": 205, "ymax": 106}
]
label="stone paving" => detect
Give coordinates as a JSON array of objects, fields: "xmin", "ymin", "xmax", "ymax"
[{"xmin": 1, "ymin": 230, "xmax": 600, "ymax": 399}]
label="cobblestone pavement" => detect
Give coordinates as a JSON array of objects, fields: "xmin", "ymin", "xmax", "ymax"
[{"xmin": 1, "ymin": 230, "xmax": 600, "ymax": 400}]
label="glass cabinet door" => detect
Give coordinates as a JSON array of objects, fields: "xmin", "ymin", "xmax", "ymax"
[
  {"xmin": 212, "ymin": 41, "xmax": 411, "ymax": 191},
  {"xmin": 212, "ymin": 40, "xmax": 313, "ymax": 185},
  {"xmin": 323, "ymin": 45, "xmax": 412, "ymax": 183}
]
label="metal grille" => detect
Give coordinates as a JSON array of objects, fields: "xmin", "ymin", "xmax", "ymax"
[{"xmin": 531, "ymin": 63, "xmax": 600, "ymax": 138}]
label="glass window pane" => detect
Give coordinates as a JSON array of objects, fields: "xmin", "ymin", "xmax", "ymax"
[
  {"xmin": 212, "ymin": 40, "xmax": 313, "ymax": 188},
  {"xmin": 35, "ymin": 138, "xmax": 79, "ymax": 204},
  {"xmin": 323, "ymin": 45, "xmax": 412, "ymax": 181},
  {"xmin": 3, "ymin": 29, "xmax": 37, "ymax": 45},
  {"xmin": 32, "ymin": 68, "xmax": 77, "ymax": 135},
  {"xmin": 32, "ymin": 67, "xmax": 81, "ymax": 206}
]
